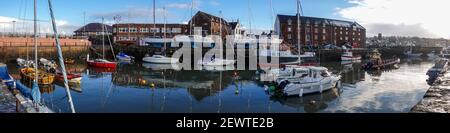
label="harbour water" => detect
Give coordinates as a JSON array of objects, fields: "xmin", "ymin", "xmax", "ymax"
[{"xmin": 4, "ymin": 57, "xmax": 433, "ymax": 113}]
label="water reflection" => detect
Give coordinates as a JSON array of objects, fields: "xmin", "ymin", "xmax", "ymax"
[
  {"xmin": 270, "ymin": 88, "xmax": 341, "ymax": 113},
  {"xmin": 4, "ymin": 56, "xmax": 433, "ymax": 113}
]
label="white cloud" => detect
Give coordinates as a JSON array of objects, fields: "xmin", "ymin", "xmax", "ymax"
[
  {"xmin": 0, "ymin": 16, "xmax": 76, "ymax": 35},
  {"xmin": 167, "ymin": 3, "xmax": 191, "ymax": 9},
  {"xmin": 338, "ymin": 0, "xmax": 450, "ymax": 38}
]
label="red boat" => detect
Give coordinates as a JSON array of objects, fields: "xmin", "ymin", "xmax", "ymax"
[
  {"xmin": 87, "ymin": 59, "xmax": 117, "ymax": 68},
  {"xmin": 55, "ymin": 72, "xmax": 83, "ymax": 84}
]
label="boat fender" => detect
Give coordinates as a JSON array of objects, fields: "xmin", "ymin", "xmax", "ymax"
[
  {"xmin": 299, "ymin": 88, "xmax": 303, "ymax": 97},
  {"xmin": 320, "ymin": 84, "xmax": 323, "ymax": 93}
]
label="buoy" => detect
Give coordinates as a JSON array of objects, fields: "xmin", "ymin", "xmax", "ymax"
[{"xmin": 150, "ymin": 83, "xmax": 155, "ymax": 88}]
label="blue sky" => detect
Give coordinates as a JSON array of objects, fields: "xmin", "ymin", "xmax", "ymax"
[
  {"xmin": 1, "ymin": 0, "xmax": 449, "ymax": 38},
  {"xmin": 0, "ymin": 0, "xmax": 351, "ymax": 34}
]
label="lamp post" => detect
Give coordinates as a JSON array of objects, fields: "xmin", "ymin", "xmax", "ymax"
[{"xmin": 12, "ymin": 20, "xmax": 16, "ymax": 36}]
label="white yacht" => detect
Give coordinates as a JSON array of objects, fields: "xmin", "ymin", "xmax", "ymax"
[
  {"xmin": 263, "ymin": 65, "xmax": 341, "ymax": 96},
  {"xmin": 141, "ymin": 38, "xmax": 179, "ymax": 64}
]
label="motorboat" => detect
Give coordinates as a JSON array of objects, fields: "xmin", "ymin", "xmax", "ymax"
[
  {"xmin": 142, "ymin": 54, "xmax": 178, "ymax": 64},
  {"xmin": 39, "ymin": 58, "xmax": 57, "ymax": 73},
  {"xmin": 268, "ymin": 66, "xmax": 341, "ymax": 96},
  {"xmin": 16, "ymin": 58, "xmax": 34, "ymax": 68},
  {"xmin": 116, "ymin": 52, "xmax": 135, "ymax": 61},
  {"xmin": 362, "ymin": 49, "xmax": 400, "ymax": 70}
]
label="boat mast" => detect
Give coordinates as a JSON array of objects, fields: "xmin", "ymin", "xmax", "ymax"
[
  {"xmin": 48, "ymin": 0, "xmax": 76, "ymax": 113},
  {"xmin": 34, "ymin": 0, "xmax": 38, "ymax": 82},
  {"xmin": 102, "ymin": 17, "xmax": 105, "ymax": 59},
  {"xmin": 190, "ymin": 0, "xmax": 194, "ymax": 35},
  {"xmin": 297, "ymin": 0, "xmax": 301, "ymax": 60},
  {"xmin": 163, "ymin": 6, "xmax": 167, "ymax": 56},
  {"xmin": 153, "ymin": 0, "xmax": 156, "ymax": 37}
]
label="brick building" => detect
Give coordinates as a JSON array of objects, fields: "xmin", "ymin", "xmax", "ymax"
[
  {"xmin": 112, "ymin": 23, "xmax": 189, "ymax": 45},
  {"xmin": 275, "ymin": 15, "xmax": 366, "ymax": 48},
  {"xmin": 111, "ymin": 11, "xmax": 242, "ymax": 45},
  {"xmin": 188, "ymin": 11, "xmax": 239, "ymax": 39}
]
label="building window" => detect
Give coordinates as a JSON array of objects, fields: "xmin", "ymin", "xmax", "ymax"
[
  {"xmin": 161, "ymin": 28, "xmax": 171, "ymax": 33},
  {"xmin": 322, "ymin": 29, "xmax": 326, "ymax": 34},
  {"xmin": 340, "ymin": 37, "xmax": 343, "ymax": 40},
  {"xmin": 345, "ymin": 37, "xmax": 348, "ymax": 41},
  {"xmin": 340, "ymin": 31, "xmax": 343, "ymax": 34},
  {"xmin": 323, "ymin": 36, "xmax": 326, "ymax": 40},
  {"xmin": 314, "ymin": 35, "xmax": 318, "ymax": 40},
  {"xmin": 314, "ymin": 28, "xmax": 318, "ymax": 33},
  {"xmin": 288, "ymin": 19, "xmax": 292, "ymax": 26},
  {"xmin": 288, "ymin": 34, "xmax": 292, "ymax": 39},
  {"xmin": 129, "ymin": 27, "xmax": 137, "ymax": 33},
  {"xmin": 288, "ymin": 27, "xmax": 292, "ymax": 32},
  {"xmin": 150, "ymin": 28, "xmax": 160, "ymax": 33},
  {"xmin": 172, "ymin": 28, "xmax": 182, "ymax": 33},
  {"xmin": 358, "ymin": 33, "xmax": 361, "ymax": 36},
  {"xmin": 345, "ymin": 32, "xmax": 348, "ymax": 35},
  {"xmin": 119, "ymin": 28, "xmax": 128, "ymax": 33},
  {"xmin": 140, "ymin": 28, "xmax": 149, "ymax": 33}
]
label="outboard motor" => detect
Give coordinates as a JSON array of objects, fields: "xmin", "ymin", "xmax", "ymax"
[{"xmin": 278, "ymin": 80, "xmax": 290, "ymax": 90}]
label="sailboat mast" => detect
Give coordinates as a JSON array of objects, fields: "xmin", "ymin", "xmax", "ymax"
[
  {"xmin": 102, "ymin": 17, "xmax": 105, "ymax": 59},
  {"xmin": 34, "ymin": 0, "xmax": 38, "ymax": 81},
  {"xmin": 297, "ymin": 0, "xmax": 301, "ymax": 58},
  {"xmin": 153, "ymin": 0, "xmax": 156, "ymax": 37},
  {"xmin": 163, "ymin": 6, "xmax": 167, "ymax": 56},
  {"xmin": 190, "ymin": 0, "xmax": 194, "ymax": 35}
]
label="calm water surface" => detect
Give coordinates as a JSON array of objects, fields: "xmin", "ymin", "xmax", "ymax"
[{"xmin": 7, "ymin": 57, "xmax": 433, "ymax": 113}]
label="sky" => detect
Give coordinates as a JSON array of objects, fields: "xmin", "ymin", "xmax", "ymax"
[{"xmin": 0, "ymin": 0, "xmax": 449, "ymax": 39}]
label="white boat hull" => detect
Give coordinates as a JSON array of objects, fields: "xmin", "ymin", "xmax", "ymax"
[
  {"xmin": 282, "ymin": 77, "xmax": 340, "ymax": 96},
  {"xmin": 142, "ymin": 56, "xmax": 178, "ymax": 64},
  {"xmin": 116, "ymin": 56, "xmax": 133, "ymax": 61},
  {"xmin": 198, "ymin": 59, "xmax": 235, "ymax": 66}
]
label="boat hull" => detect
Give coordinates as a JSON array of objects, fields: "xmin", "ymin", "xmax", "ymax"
[
  {"xmin": 20, "ymin": 68, "xmax": 55, "ymax": 85},
  {"xmin": 282, "ymin": 77, "xmax": 339, "ymax": 96},
  {"xmin": 142, "ymin": 56, "xmax": 178, "ymax": 64},
  {"xmin": 87, "ymin": 60, "xmax": 117, "ymax": 68}
]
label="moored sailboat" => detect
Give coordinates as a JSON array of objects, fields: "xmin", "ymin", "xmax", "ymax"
[{"xmin": 87, "ymin": 18, "xmax": 117, "ymax": 68}]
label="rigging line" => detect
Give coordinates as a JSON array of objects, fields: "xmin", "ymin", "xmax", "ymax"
[
  {"xmin": 22, "ymin": 0, "xmax": 29, "ymax": 35},
  {"xmin": 48, "ymin": 0, "xmax": 76, "ymax": 113}
]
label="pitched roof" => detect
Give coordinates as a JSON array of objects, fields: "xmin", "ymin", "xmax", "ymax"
[
  {"xmin": 192, "ymin": 11, "xmax": 229, "ymax": 24},
  {"xmin": 229, "ymin": 21, "xmax": 239, "ymax": 29},
  {"xmin": 74, "ymin": 23, "xmax": 112, "ymax": 33},
  {"xmin": 276, "ymin": 14, "xmax": 365, "ymax": 29}
]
